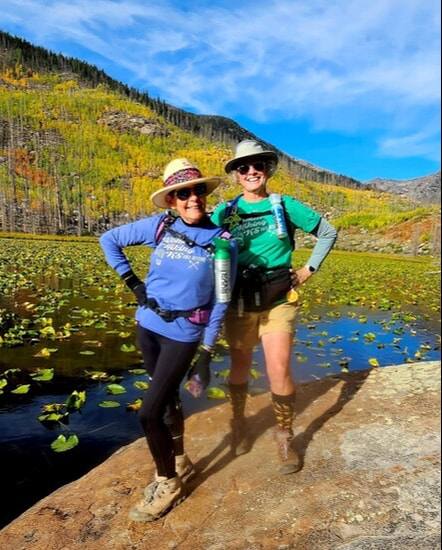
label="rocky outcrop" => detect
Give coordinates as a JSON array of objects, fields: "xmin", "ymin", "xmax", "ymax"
[
  {"xmin": 366, "ymin": 171, "xmax": 441, "ymax": 205},
  {"xmin": 0, "ymin": 361, "xmax": 440, "ymax": 550},
  {"xmin": 97, "ymin": 110, "xmax": 170, "ymax": 138}
]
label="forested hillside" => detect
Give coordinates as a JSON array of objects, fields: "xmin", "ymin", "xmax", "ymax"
[{"xmin": 0, "ymin": 30, "xmax": 440, "ymax": 255}]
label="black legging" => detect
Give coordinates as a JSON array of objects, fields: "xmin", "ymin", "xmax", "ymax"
[{"xmin": 137, "ymin": 324, "xmax": 199, "ymax": 478}]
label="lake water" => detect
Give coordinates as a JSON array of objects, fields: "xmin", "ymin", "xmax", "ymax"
[{"xmin": 0, "ymin": 301, "xmax": 440, "ymax": 528}]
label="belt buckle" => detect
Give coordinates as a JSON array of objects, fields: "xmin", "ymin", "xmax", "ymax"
[{"xmin": 157, "ymin": 307, "xmax": 171, "ymax": 321}]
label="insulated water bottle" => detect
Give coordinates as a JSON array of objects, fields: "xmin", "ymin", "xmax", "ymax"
[
  {"xmin": 214, "ymin": 238, "xmax": 231, "ymax": 303},
  {"xmin": 269, "ymin": 193, "xmax": 288, "ymax": 239}
]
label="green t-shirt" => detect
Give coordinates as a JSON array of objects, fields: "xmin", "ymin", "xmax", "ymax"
[{"xmin": 211, "ymin": 195, "xmax": 320, "ymax": 269}]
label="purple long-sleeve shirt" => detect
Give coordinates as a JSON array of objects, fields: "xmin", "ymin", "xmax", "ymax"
[{"xmin": 100, "ymin": 214, "xmax": 237, "ymax": 348}]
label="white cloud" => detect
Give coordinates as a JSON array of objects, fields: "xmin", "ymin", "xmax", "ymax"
[{"xmin": 379, "ymin": 126, "xmax": 441, "ymax": 162}]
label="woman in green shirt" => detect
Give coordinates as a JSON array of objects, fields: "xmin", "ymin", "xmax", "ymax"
[{"xmin": 212, "ymin": 139, "xmax": 337, "ymax": 474}]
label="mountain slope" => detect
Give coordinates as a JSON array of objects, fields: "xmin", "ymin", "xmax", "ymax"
[
  {"xmin": 2, "ymin": 30, "xmax": 439, "ymax": 199},
  {"xmin": 0, "ymin": 30, "xmax": 362, "ymax": 191},
  {"xmin": 366, "ymin": 171, "xmax": 441, "ymax": 205},
  {"xmin": 0, "ymin": 30, "xmax": 440, "ymax": 256}
]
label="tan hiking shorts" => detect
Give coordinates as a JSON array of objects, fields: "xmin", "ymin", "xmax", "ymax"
[{"xmin": 224, "ymin": 301, "xmax": 298, "ymax": 349}]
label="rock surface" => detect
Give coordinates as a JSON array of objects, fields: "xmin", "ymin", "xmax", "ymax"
[{"xmin": 1, "ymin": 361, "xmax": 440, "ymax": 550}]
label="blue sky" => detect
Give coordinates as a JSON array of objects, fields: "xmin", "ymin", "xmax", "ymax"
[{"xmin": 1, "ymin": 0, "xmax": 440, "ymax": 182}]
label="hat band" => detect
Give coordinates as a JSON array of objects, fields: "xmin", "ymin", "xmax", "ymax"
[{"xmin": 164, "ymin": 168, "xmax": 203, "ymax": 188}]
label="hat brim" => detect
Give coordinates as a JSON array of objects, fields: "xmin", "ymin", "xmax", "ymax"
[
  {"xmin": 150, "ymin": 176, "xmax": 222, "ymax": 209},
  {"xmin": 225, "ymin": 151, "xmax": 278, "ymax": 174}
]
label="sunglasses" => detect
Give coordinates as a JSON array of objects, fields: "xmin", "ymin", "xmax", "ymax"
[
  {"xmin": 169, "ymin": 182, "xmax": 208, "ymax": 201},
  {"xmin": 236, "ymin": 161, "xmax": 268, "ymax": 175}
]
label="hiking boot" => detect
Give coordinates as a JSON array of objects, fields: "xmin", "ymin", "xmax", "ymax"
[
  {"xmin": 144, "ymin": 453, "xmax": 196, "ymax": 498},
  {"xmin": 275, "ymin": 428, "xmax": 301, "ymax": 474},
  {"xmin": 176, "ymin": 452, "xmax": 197, "ymax": 484},
  {"xmin": 231, "ymin": 417, "xmax": 252, "ymax": 456},
  {"xmin": 129, "ymin": 474, "xmax": 186, "ymax": 522}
]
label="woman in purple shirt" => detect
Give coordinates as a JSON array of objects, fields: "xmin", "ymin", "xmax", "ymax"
[{"xmin": 100, "ymin": 158, "xmax": 237, "ymax": 522}]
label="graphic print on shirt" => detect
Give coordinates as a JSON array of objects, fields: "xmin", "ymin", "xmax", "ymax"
[
  {"xmin": 152, "ymin": 232, "xmax": 210, "ymax": 270},
  {"xmin": 231, "ymin": 216, "xmax": 271, "ymax": 247}
]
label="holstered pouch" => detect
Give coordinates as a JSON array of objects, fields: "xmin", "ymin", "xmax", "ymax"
[{"xmin": 233, "ymin": 267, "xmax": 291, "ymax": 312}]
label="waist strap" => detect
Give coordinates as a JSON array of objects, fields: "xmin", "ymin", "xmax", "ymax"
[{"xmin": 146, "ymin": 297, "xmax": 210, "ymax": 323}]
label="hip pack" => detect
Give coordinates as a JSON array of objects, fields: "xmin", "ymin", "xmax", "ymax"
[{"xmin": 232, "ymin": 266, "xmax": 292, "ymax": 312}]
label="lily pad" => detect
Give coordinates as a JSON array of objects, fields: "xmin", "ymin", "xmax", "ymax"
[
  {"xmin": 106, "ymin": 383, "xmax": 126, "ymax": 395},
  {"xmin": 98, "ymin": 400, "xmax": 120, "ymax": 408},
  {"xmin": 207, "ymin": 387, "xmax": 227, "ymax": 399},
  {"xmin": 51, "ymin": 434, "xmax": 79, "ymax": 453}
]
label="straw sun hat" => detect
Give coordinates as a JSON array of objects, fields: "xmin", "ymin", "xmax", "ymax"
[
  {"xmin": 224, "ymin": 139, "xmax": 278, "ymax": 174},
  {"xmin": 150, "ymin": 158, "xmax": 221, "ymax": 209}
]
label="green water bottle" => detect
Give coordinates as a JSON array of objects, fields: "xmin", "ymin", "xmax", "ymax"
[{"xmin": 214, "ymin": 238, "xmax": 231, "ymax": 303}]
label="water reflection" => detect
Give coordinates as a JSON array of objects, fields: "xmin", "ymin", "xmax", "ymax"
[{"xmin": 0, "ymin": 303, "xmax": 440, "ymax": 528}]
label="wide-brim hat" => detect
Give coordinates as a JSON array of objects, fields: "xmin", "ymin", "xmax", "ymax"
[
  {"xmin": 150, "ymin": 158, "xmax": 222, "ymax": 209},
  {"xmin": 225, "ymin": 139, "xmax": 278, "ymax": 173}
]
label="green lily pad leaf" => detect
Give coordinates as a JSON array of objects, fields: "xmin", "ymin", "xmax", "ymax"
[
  {"xmin": 40, "ymin": 326, "xmax": 56, "ymax": 337},
  {"xmin": 318, "ymin": 362, "xmax": 331, "ymax": 368},
  {"xmin": 207, "ymin": 387, "xmax": 227, "ymax": 399},
  {"xmin": 211, "ymin": 354, "xmax": 224, "ymax": 363},
  {"xmin": 30, "ymin": 368, "xmax": 54, "ymax": 381},
  {"xmin": 249, "ymin": 368, "xmax": 264, "ymax": 380},
  {"xmin": 368, "ymin": 358, "xmax": 380, "ymax": 367},
  {"xmin": 120, "ymin": 344, "xmax": 136, "ymax": 353},
  {"xmin": 133, "ymin": 381, "xmax": 149, "ymax": 390},
  {"xmin": 215, "ymin": 369, "xmax": 230, "ymax": 379},
  {"xmin": 11, "ymin": 384, "xmax": 31, "ymax": 394},
  {"xmin": 38, "ymin": 411, "xmax": 69, "ymax": 428},
  {"xmin": 51, "ymin": 434, "xmax": 79, "ymax": 453},
  {"xmin": 80, "ymin": 350, "xmax": 95, "ymax": 355},
  {"xmin": 126, "ymin": 398, "xmax": 142, "ymax": 411},
  {"xmin": 84, "ymin": 370, "xmax": 109, "ymax": 380},
  {"xmin": 33, "ymin": 348, "xmax": 52, "ymax": 358},
  {"xmin": 0, "ymin": 379, "xmax": 7, "ymax": 390},
  {"xmin": 98, "ymin": 400, "xmax": 120, "ymax": 408},
  {"xmin": 106, "ymin": 375, "xmax": 123, "ymax": 383},
  {"xmin": 106, "ymin": 383, "xmax": 126, "ymax": 395},
  {"xmin": 66, "ymin": 390, "xmax": 86, "ymax": 411},
  {"xmin": 128, "ymin": 368, "xmax": 147, "ymax": 375},
  {"xmin": 119, "ymin": 332, "xmax": 131, "ymax": 338}
]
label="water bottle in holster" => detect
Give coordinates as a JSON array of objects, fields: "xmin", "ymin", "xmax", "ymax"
[
  {"xmin": 214, "ymin": 238, "xmax": 231, "ymax": 303},
  {"xmin": 269, "ymin": 193, "xmax": 288, "ymax": 239}
]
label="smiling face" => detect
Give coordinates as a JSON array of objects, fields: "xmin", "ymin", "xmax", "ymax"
[
  {"xmin": 235, "ymin": 157, "xmax": 270, "ymax": 199},
  {"xmin": 165, "ymin": 183, "xmax": 208, "ymax": 224}
]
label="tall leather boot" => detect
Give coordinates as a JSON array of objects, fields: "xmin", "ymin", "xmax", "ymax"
[
  {"xmin": 272, "ymin": 392, "xmax": 301, "ymax": 474},
  {"xmin": 229, "ymin": 382, "xmax": 252, "ymax": 456}
]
